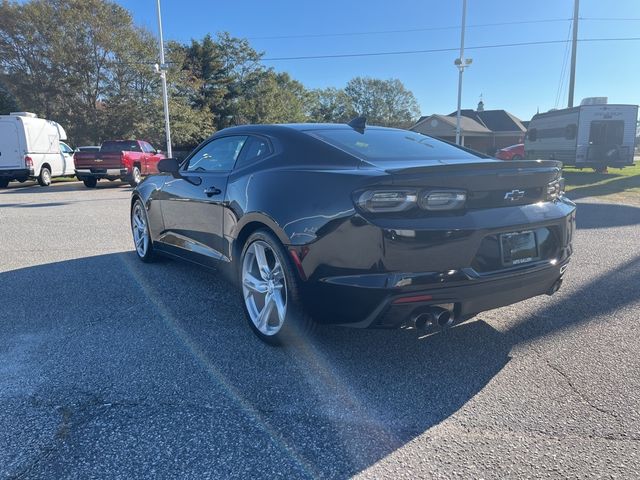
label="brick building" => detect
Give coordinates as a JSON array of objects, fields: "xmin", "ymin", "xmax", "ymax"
[{"xmin": 411, "ymin": 102, "xmax": 527, "ymax": 155}]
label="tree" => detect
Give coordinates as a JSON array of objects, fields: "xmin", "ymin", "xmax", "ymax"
[
  {"xmin": 232, "ymin": 71, "xmax": 309, "ymax": 125},
  {"xmin": 345, "ymin": 77, "xmax": 421, "ymax": 128},
  {"xmin": 0, "ymin": 81, "xmax": 18, "ymax": 114},
  {"xmin": 0, "ymin": 0, "xmax": 159, "ymax": 144},
  {"xmin": 308, "ymin": 87, "xmax": 355, "ymax": 123}
]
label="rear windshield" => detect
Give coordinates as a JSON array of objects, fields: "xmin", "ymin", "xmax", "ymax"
[
  {"xmin": 101, "ymin": 141, "xmax": 141, "ymax": 152},
  {"xmin": 309, "ymin": 128, "xmax": 480, "ymax": 161}
]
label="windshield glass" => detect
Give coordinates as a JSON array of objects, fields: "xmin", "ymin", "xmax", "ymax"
[
  {"xmin": 101, "ymin": 141, "xmax": 141, "ymax": 152},
  {"xmin": 309, "ymin": 128, "xmax": 480, "ymax": 161}
]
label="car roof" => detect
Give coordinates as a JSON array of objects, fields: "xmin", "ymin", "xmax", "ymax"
[{"xmin": 216, "ymin": 123, "xmax": 403, "ymax": 135}]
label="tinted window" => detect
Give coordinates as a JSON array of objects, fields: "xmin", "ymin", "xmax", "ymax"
[
  {"xmin": 235, "ymin": 136, "xmax": 272, "ymax": 169},
  {"xmin": 101, "ymin": 141, "xmax": 141, "ymax": 152},
  {"xmin": 527, "ymin": 128, "xmax": 537, "ymax": 142},
  {"xmin": 309, "ymin": 128, "xmax": 478, "ymax": 160},
  {"xmin": 565, "ymin": 124, "xmax": 577, "ymax": 140},
  {"xmin": 144, "ymin": 142, "xmax": 157, "ymax": 153},
  {"xmin": 187, "ymin": 136, "xmax": 248, "ymax": 172}
]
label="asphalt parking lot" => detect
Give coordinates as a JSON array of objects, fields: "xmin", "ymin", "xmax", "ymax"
[{"xmin": 1, "ymin": 181, "xmax": 640, "ymax": 479}]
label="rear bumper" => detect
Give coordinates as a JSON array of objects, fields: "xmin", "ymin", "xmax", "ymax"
[
  {"xmin": 355, "ymin": 259, "xmax": 569, "ymax": 328},
  {"xmin": 0, "ymin": 168, "xmax": 32, "ymax": 179},
  {"xmin": 297, "ymin": 199, "xmax": 576, "ymax": 327},
  {"xmin": 75, "ymin": 168, "xmax": 128, "ymax": 179}
]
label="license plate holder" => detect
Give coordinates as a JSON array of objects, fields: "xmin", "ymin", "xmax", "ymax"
[{"xmin": 500, "ymin": 231, "xmax": 538, "ymax": 266}]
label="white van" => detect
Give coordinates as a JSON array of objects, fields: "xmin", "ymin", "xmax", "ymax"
[{"xmin": 0, "ymin": 112, "xmax": 75, "ymax": 188}]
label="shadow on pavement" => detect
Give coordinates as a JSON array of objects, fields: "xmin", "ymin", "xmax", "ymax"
[
  {"xmin": 2, "ymin": 241, "xmax": 639, "ymax": 477},
  {"xmin": 574, "ymin": 201, "xmax": 640, "ymax": 229},
  {"xmin": 1, "ymin": 202, "xmax": 70, "ymax": 208},
  {"xmin": 0, "ymin": 181, "xmax": 131, "ymax": 194}
]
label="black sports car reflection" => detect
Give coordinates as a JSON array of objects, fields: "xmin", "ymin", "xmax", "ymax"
[{"xmin": 131, "ymin": 120, "xmax": 575, "ymax": 345}]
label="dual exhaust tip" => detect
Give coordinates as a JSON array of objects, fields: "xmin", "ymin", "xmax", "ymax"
[{"xmin": 411, "ymin": 306, "xmax": 454, "ymax": 330}]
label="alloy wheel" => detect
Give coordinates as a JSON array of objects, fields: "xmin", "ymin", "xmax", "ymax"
[
  {"xmin": 242, "ymin": 240, "xmax": 288, "ymax": 336},
  {"xmin": 131, "ymin": 202, "xmax": 149, "ymax": 257}
]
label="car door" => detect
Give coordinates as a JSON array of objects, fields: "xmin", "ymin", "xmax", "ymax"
[
  {"xmin": 158, "ymin": 135, "xmax": 249, "ymax": 265},
  {"xmin": 144, "ymin": 142, "xmax": 162, "ymax": 174},
  {"xmin": 59, "ymin": 142, "xmax": 74, "ymax": 176}
]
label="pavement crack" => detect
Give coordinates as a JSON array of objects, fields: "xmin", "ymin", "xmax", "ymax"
[{"xmin": 544, "ymin": 360, "xmax": 617, "ymax": 419}]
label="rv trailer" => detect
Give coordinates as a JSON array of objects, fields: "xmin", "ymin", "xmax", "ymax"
[{"xmin": 524, "ymin": 101, "xmax": 638, "ymax": 172}]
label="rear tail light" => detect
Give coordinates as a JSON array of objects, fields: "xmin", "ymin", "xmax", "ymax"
[
  {"xmin": 420, "ymin": 191, "xmax": 467, "ymax": 211},
  {"xmin": 356, "ymin": 189, "xmax": 467, "ymax": 213},
  {"xmin": 546, "ymin": 178, "xmax": 565, "ymax": 201},
  {"xmin": 24, "ymin": 156, "xmax": 33, "ymax": 168},
  {"xmin": 357, "ymin": 190, "xmax": 418, "ymax": 213}
]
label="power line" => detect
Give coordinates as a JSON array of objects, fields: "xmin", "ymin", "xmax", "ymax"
[
  {"xmin": 247, "ymin": 17, "xmax": 640, "ymax": 42},
  {"xmin": 261, "ymin": 37, "xmax": 640, "ymax": 61},
  {"xmin": 581, "ymin": 17, "xmax": 640, "ymax": 21},
  {"xmin": 554, "ymin": 22, "xmax": 573, "ymax": 108},
  {"xmin": 248, "ymin": 18, "xmax": 571, "ymax": 40}
]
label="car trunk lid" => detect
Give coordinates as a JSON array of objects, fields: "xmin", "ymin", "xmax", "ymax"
[{"xmin": 365, "ymin": 159, "xmax": 562, "ymax": 209}]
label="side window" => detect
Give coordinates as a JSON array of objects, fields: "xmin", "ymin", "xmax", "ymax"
[
  {"xmin": 527, "ymin": 128, "xmax": 537, "ymax": 142},
  {"xmin": 186, "ymin": 136, "xmax": 248, "ymax": 172},
  {"xmin": 235, "ymin": 136, "xmax": 273, "ymax": 169},
  {"xmin": 565, "ymin": 124, "xmax": 577, "ymax": 140},
  {"xmin": 59, "ymin": 142, "xmax": 72, "ymax": 154}
]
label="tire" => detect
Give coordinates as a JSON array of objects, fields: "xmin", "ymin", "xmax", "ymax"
[
  {"xmin": 240, "ymin": 229, "xmax": 314, "ymax": 346},
  {"xmin": 37, "ymin": 167, "xmax": 51, "ymax": 187},
  {"xmin": 83, "ymin": 178, "xmax": 98, "ymax": 188},
  {"xmin": 129, "ymin": 166, "xmax": 142, "ymax": 187},
  {"xmin": 511, "ymin": 155, "xmax": 523, "ymax": 161},
  {"xmin": 131, "ymin": 198, "xmax": 156, "ymax": 262},
  {"xmin": 0, "ymin": 178, "xmax": 9, "ymax": 188}
]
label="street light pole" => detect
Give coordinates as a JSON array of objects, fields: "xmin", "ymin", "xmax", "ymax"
[
  {"xmin": 455, "ymin": 0, "xmax": 471, "ymax": 146},
  {"xmin": 567, "ymin": 0, "xmax": 579, "ymax": 108},
  {"xmin": 156, "ymin": 0, "xmax": 172, "ymax": 158}
]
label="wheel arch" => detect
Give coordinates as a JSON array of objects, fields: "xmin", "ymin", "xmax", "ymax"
[{"xmin": 232, "ymin": 214, "xmax": 291, "ymax": 263}]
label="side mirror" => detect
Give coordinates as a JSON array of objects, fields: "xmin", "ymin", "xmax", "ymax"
[{"xmin": 157, "ymin": 158, "xmax": 181, "ymax": 176}]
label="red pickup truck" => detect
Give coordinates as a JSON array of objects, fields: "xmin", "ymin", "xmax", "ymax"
[{"xmin": 74, "ymin": 140, "xmax": 165, "ymax": 188}]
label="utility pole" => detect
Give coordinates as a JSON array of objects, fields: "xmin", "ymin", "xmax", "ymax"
[
  {"xmin": 156, "ymin": 0, "xmax": 172, "ymax": 157},
  {"xmin": 455, "ymin": 0, "xmax": 472, "ymax": 145},
  {"xmin": 567, "ymin": 0, "xmax": 579, "ymax": 108}
]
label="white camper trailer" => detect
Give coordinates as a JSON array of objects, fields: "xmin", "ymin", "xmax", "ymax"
[
  {"xmin": 0, "ymin": 112, "xmax": 75, "ymax": 187},
  {"xmin": 524, "ymin": 101, "xmax": 638, "ymax": 172}
]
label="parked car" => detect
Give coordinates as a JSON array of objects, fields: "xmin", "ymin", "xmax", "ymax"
[
  {"xmin": 525, "ymin": 101, "xmax": 638, "ymax": 172},
  {"xmin": 130, "ymin": 121, "xmax": 575, "ymax": 345},
  {"xmin": 74, "ymin": 140, "xmax": 164, "ymax": 188},
  {"xmin": 496, "ymin": 143, "xmax": 524, "ymax": 160},
  {"xmin": 0, "ymin": 112, "xmax": 75, "ymax": 187}
]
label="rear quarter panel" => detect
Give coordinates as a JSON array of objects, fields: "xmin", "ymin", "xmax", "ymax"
[{"xmin": 225, "ymin": 167, "xmax": 374, "ymax": 249}]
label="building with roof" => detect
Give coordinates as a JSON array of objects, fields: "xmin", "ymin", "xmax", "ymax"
[{"xmin": 411, "ymin": 101, "xmax": 527, "ymax": 155}]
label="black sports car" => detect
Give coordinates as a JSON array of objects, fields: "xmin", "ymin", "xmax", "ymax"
[{"xmin": 130, "ymin": 120, "xmax": 576, "ymax": 344}]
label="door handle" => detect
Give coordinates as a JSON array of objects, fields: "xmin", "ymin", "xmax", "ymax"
[{"xmin": 204, "ymin": 186, "xmax": 221, "ymax": 197}]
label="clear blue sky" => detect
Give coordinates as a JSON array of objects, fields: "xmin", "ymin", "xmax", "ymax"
[{"xmin": 118, "ymin": 0, "xmax": 640, "ymax": 121}]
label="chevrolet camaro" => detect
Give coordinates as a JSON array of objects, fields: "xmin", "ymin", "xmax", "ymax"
[{"xmin": 130, "ymin": 120, "xmax": 576, "ymax": 345}]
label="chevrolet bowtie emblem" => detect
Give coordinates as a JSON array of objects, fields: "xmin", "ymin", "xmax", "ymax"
[{"xmin": 504, "ymin": 189, "xmax": 526, "ymax": 201}]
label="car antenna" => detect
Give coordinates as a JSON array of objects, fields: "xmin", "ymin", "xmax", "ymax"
[{"xmin": 347, "ymin": 116, "xmax": 366, "ymax": 134}]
